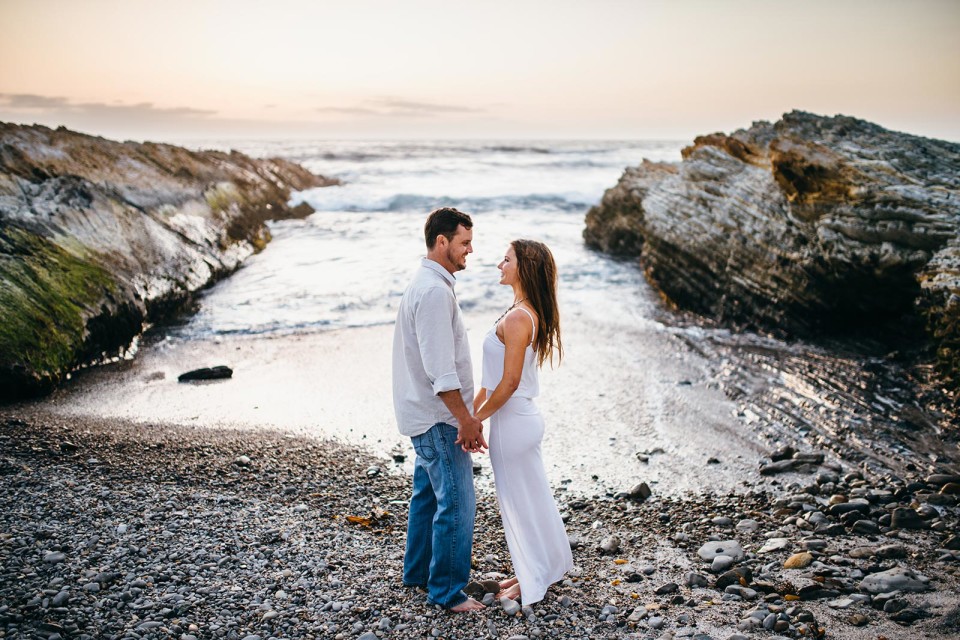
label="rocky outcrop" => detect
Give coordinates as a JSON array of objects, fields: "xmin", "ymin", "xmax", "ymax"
[
  {"xmin": 584, "ymin": 111, "xmax": 960, "ymax": 389},
  {"xmin": 0, "ymin": 123, "xmax": 337, "ymax": 400}
]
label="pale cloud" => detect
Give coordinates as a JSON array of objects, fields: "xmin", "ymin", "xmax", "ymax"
[
  {"xmin": 315, "ymin": 105, "xmax": 382, "ymax": 116},
  {"xmin": 0, "ymin": 93, "xmax": 216, "ymax": 121},
  {"xmin": 317, "ymin": 97, "xmax": 486, "ymax": 119},
  {"xmin": 3, "ymin": 94, "xmax": 72, "ymax": 109}
]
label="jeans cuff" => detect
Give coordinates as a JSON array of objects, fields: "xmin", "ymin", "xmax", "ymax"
[{"xmin": 429, "ymin": 591, "xmax": 467, "ymax": 609}]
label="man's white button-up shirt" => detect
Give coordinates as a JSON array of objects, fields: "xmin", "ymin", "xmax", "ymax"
[{"xmin": 392, "ymin": 258, "xmax": 474, "ymax": 437}]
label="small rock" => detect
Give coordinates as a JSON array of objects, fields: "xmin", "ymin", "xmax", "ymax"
[
  {"xmin": 724, "ymin": 585, "xmax": 758, "ymax": 600},
  {"xmin": 711, "ymin": 555, "xmax": 735, "ymax": 572},
  {"xmin": 770, "ymin": 445, "xmax": 797, "ymax": 461},
  {"xmin": 683, "ymin": 572, "xmax": 709, "ymax": 588},
  {"xmin": 852, "ymin": 519, "xmax": 880, "ymax": 535},
  {"xmin": 501, "ymin": 597, "xmax": 521, "ymax": 616},
  {"xmin": 848, "ymin": 613, "xmax": 869, "ymax": 626},
  {"xmin": 890, "ymin": 507, "xmax": 927, "ymax": 530},
  {"xmin": 655, "ymin": 582, "xmax": 679, "ymax": 595},
  {"xmin": 757, "ymin": 538, "xmax": 791, "ymax": 554},
  {"xmin": 716, "ymin": 567, "xmax": 752, "ymax": 589},
  {"xmin": 480, "ymin": 579, "xmax": 501, "ymax": 593},
  {"xmin": 890, "ymin": 607, "xmax": 929, "ymax": 624},
  {"xmin": 883, "ymin": 598, "xmax": 908, "ymax": 613},
  {"xmin": 860, "ymin": 567, "xmax": 931, "ymax": 594},
  {"xmin": 698, "ymin": 540, "xmax": 745, "ymax": 562},
  {"xmin": 784, "ymin": 552, "xmax": 814, "ymax": 569},
  {"xmin": 600, "ymin": 536, "xmax": 621, "ymax": 555},
  {"xmin": 736, "ymin": 519, "xmax": 760, "ymax": 533},
  {"xmin": 876, "ymin": 544, "xmax": 907, "ymax": 559},
  {"xmin": 178, "ymin": 365, "xmax": 233, "ymax": 381},
  {"xmin": 760, "ymin": 459, "xmax": 797, "ymax": 475},
  {"xmin": 828, "ymin": 598, "xmax": 855, "ymax": 609},
  {"xmin": 628, "ymin": 482, "xmax": 652, "ymax": 501},
  {"xmin": 940, "ymin": 482, "xmax": 960, "ymax": 495}
]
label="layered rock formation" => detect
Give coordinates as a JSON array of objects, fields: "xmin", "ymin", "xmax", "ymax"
[
  {"xmin": 584, "ymin": 111, "xmax": 960, "ymax": 389},
  {"xmin": 0, "ymin": 123, "xmax": 336, "ymax": 399}
]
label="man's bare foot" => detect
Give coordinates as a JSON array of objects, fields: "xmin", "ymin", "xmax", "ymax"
[
  {"xmin": 496, "ymin": 582, "xmax": 521, "ymax": 600},
  {"xmin": 449, "ymin": 597, "xmax": 485, "ymax": 612}
]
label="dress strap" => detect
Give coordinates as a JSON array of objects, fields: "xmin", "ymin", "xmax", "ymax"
[{"xmin": 514, "ymin": 307, "xmax": 537, "ymax": 345}]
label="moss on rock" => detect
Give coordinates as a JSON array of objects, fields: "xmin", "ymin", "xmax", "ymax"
[{"xmin": 0, "ymin": 227, "xmax": 123, "ymax": 397}]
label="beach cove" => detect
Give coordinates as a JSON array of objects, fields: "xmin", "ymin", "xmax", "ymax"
[{"xmin": 2, "ymin": 134, "xmax": 959, "ymax": 639}]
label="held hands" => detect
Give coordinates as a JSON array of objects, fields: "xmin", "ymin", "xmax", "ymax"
[{"xmin": 455, "ymin": 414, "xmax": 488, "ymax": 454}]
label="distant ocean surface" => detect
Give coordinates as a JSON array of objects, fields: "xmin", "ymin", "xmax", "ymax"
[{"xmin": 169, "ymin": 140, "xmax": 684, "ymax": 340}]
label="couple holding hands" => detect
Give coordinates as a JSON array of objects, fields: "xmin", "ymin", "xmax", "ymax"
[{"xmin": 392, "ymin": 207, "xmax": 572, "ymax": 611}]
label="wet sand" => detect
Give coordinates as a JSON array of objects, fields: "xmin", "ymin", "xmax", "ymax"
[{"xmin": 20, "ymin": 286, "xmax": 770, "ymax": 498}]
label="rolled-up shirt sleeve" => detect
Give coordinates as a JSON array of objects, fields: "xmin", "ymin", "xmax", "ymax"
[{"xmin": 414, "ymin": 286, "xmax": 461, "ymax": 395}]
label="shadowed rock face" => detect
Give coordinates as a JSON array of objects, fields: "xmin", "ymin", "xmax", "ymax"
[
  {"xmin": 584, "ymin": 111, "xmax": 960, "ymax": 389},
  {"xmin": 0, "ymin": 123, "xmax": 337, "ymax": 400}
]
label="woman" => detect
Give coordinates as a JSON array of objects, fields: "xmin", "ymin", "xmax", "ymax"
[{"xmin": 474, "ymin": 239, "xmax": 573, "ymax": 605}]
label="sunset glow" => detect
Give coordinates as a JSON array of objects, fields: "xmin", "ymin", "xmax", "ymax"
[{"xmin": 1, "ymin": 0, "xmax": 958, "ymax": 141}]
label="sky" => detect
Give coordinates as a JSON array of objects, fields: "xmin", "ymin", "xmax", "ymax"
[{"xmin": 1, "ymin": 0, "xmax": 958, "ymax": 142}]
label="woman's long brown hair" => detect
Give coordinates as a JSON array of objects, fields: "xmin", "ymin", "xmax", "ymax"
[{"xmin": 512, "ymin": 239, "xmax": 562, "ymax": 368}]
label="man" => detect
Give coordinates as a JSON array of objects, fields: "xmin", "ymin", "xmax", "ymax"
[{"xmin": 392, "ymin": 207, "xmax": 487, "ymax": 612}]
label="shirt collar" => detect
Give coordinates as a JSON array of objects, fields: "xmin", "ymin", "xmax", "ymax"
[{"xmin": 421, "ymin": 258, "xmax": 457, "ymax": 289}]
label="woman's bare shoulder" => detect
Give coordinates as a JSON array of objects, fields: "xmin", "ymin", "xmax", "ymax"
[{"xmin": 501, "ymin": 308, "xmax": 535, "ymax": 337}]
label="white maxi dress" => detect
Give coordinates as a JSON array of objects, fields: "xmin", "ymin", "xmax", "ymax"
[{"xmin": 482, "ymin": 308, "xmax": 574, "ymax": 605}]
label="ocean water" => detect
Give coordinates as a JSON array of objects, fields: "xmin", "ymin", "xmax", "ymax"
[{"xmin": 171, "ymin": 140, "xmax": 684, "ymax": 339}]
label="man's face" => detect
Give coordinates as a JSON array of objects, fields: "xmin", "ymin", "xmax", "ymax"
[{"xmin": 444, "ymin": 225, "xmax": 473, "ymax": 272}]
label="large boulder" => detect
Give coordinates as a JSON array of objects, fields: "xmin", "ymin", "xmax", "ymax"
[
  {"xmin": 0, "ymin": 123, "xmax": 336, "ymax": 399},
  {"xmin": 584, "ymin": 111, "xmax": 960, "ymax": 388}
]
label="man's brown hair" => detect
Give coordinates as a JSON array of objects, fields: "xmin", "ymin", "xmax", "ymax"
[{"xmin": 424, "ymin": 207, "xmax": 473, "ymax": 249}]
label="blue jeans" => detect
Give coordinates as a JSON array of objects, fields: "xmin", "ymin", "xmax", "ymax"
[{"xmin": 403, "ymin": 422, "xmax": 476, "ymax": 608}]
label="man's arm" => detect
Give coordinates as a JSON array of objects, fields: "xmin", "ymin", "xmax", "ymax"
[{"xmin": 414, "ymin": 287, "xmax": 487, "ymax": 453}]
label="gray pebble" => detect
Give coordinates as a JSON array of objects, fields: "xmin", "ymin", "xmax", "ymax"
[
  {"xmin": 698, "ymin": 540, "xmax": 745, "ymax": 562},
  {"xmin": 501, "ymin": 597, "xmax": 521, "ymax": 616},
  {"xmin": 599, "ymin": 536, "xmax": 620, "ymax": 554},
  {"xmin": 711, "ymin": 554, "xmax": 735, "ymax": 572}
]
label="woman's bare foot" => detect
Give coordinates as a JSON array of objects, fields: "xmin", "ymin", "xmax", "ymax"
[
  {"xmin": 497, "ymin": 576, "xmax": 519, "ymax": 592},
  {"xmin": 449, "ymin": 597, "xmax": 485, "ymax": 612},
  {"xmin": 496, "ymin": 582, "xmax": 521, "ymax": 600}
]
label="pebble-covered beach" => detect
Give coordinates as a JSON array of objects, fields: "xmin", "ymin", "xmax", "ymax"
[{"xmin": 2, "ymin": 409, "xmax": 958, "ymax": 640}]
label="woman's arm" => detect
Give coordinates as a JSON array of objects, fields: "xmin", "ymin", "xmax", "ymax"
[
  {"xmin": 475, "ymin": 310, "xmax": 531, "ymax": 422},
  {"xmin": 473, "ymin": 387, "xmax": 487, "ymax": 415}
]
